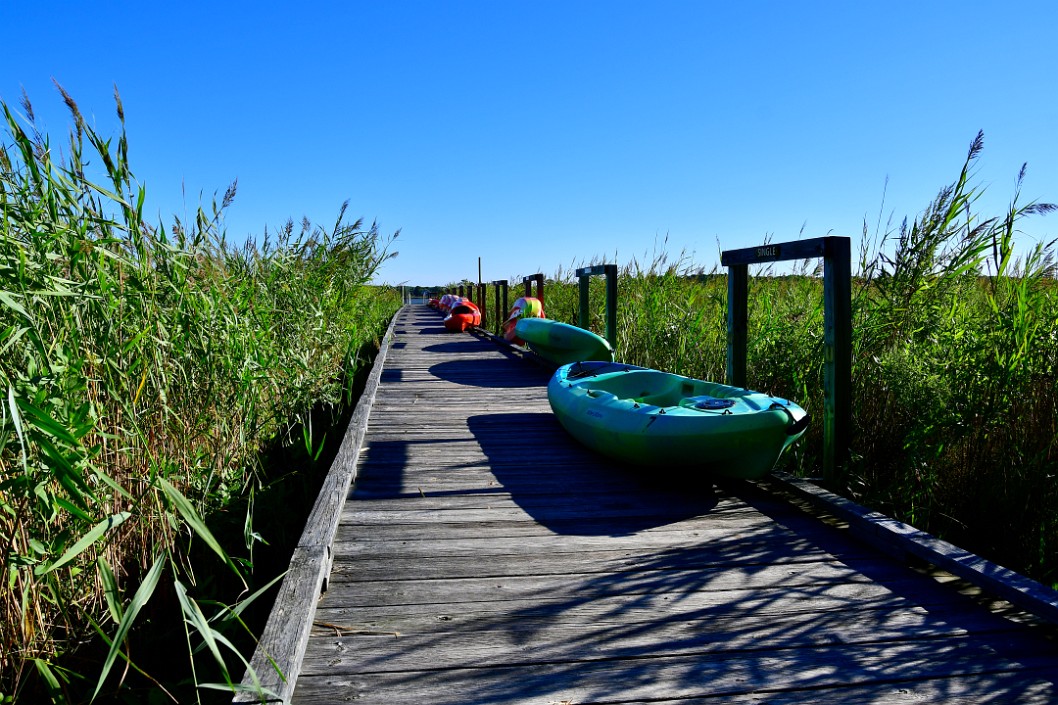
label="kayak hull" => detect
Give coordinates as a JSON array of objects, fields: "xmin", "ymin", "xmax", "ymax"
[
  {"xmin": 502, "ymin": 296, "xmax": 545, "ymax": 344},
  {"xmin": 514, "ymin": 318, "xmax": 614, "ymax": 366},
  {"xmin": 444, "ymin": 302, "xmax": 481, "ymax": 332},
  {"xmin": 547, "ymin": 361, "xmax": 809, "ymax": 479}
]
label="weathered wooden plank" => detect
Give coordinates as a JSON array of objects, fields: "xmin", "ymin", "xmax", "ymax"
[
  {"xmin": 308, "ymin": 576, "xmax": 996, "ymax": 638},
  {"xmin": 300, "ymin": 603, "xmax": 1031, "ymax": 676},
  {"xmin": 231, "ymin": 545, "xmax": 324, "ymax": 703},
  {"xmin": 317, "ymin": 560, "xmax": 910, "ymax": 606},
  {"xmin": 334, "ymin": 503, "xmax": 758, "ymax": 526},
  {"xmin": 347, "ymin": 474, "xmax": 685, "ymax": 496},
  {"xmin": 334, "ymin": 514, "xmax": 757, "ymax": 539},
  {"xmin": 309, "ymin": 582, "xmax": 982, "ymax": 635},
  {"xmin": 295, "ymin": 671, "xmax": 1058, "ymax": 705},
  {"xmin": 328, "ymin": 525, "xmax": 839, "ymax": 558},
  {"xmin": 325, "ymin": 544, "xmax": 870, "ymax": 583},
  {"xmin": 292, "ymin": 639, "xmax": 1057, "ymax": 705},
  {"xmin": 336, "ymin": 490, "xmax": 729, "ymax": 514},
  {"xmin": 330, "ymin": 514, "xmax": 777, "ymax": 542},
  {"xmin": 702, "ymin": 673, "xmax": 1058, "ymax": 705}
]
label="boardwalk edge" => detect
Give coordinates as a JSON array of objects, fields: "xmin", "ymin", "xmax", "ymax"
[
  {"xmin": 233, "ymin": 305, "xmax": 405, "ymax": 704},
  {"xmin": 767, "ymin": 471, "xmax": 1058, "ymax": 627}
]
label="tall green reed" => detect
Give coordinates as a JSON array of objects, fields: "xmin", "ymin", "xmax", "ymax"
[
  {"xmin": 852, "ymin": 132, "xmax": 1056, "ymax": 576},
  {"xmin": 0, "ymin": 87, "xmax": 400, "ymax": 702}
]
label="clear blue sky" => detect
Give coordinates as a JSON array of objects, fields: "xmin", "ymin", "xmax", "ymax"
[{"xmin": 4, "ymin": 1, "xmax": 1056, "ymax": 286}]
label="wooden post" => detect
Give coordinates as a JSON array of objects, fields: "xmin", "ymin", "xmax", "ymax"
[
  {"xmin": 575, "ymin": 264, "xmax": 618, "ymax": 350},
  {"xmin": 492, "ymin": 280, "xmax": 508, "ymax": 335},
  {"xmin": 477, "ymin": 283, "xmax": 486, "ymax": 328},
  {"xmin": 523, "ymin": 274, "xmax": 544, "ymax": 305},
  {"xmin": 604, "ymin": 263, "xmax": 617, "ymax": 350},
  {"xmin": 726, "ymin": 264, "xmax": 748, "ymax": 388},
  {"xmin": 500, "ymin": 280, "xmax": 509, "ymax": 334},
  {"xmin": 823, "ymin": 237, "xmax": 852, "ymax": 488},
  {"xmin": 720, "ymin": 236, "xmax": 852, "ymax": 489},
  {"xmin": 578, "ymin": 273, "xmax": 590, "ymax": 329}
]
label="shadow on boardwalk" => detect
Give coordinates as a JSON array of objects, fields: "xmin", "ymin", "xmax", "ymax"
[
  {"xmin": 469, "ymin": 412, "xmax": 718, "ymax": 535},
  {"xmin": 354, "ymin": 413, "xmax": 1058, "ymax": 703},
  {"xmin": 297, "ymin": 307, "xmax": 1058, "ymax": 704}
]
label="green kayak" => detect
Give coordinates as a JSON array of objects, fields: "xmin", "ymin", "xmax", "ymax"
[
  {"xmin": 514, "ymin": 318, "xmax": 614, "ymax": 366},
  {"xmin": 547, "ymin": 361, "xmax": 809, "ymax": 479}
]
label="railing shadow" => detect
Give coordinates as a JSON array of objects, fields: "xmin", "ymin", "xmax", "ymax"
[{"xmin": 336, "ymin": 417, "xmax": 1058, "ymax": 703}]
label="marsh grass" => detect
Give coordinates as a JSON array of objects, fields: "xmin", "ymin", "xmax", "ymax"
[
  {"xmin": 531, "ymin": 132, "xmax": 1057, "ymax": 587},
  {"xmin": 0, "ymin": 88, "xmax": 400, "ymax": 702}
]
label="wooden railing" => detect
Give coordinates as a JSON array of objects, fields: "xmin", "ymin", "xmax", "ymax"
[{"xmin": 721, "ymin": 236, "xmax": 851, "ymax": 489}]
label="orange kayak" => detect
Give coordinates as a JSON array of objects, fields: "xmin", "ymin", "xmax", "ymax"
[{"xmin": 444, "ymin": 301, "xmax": 481, "ymax": 332}]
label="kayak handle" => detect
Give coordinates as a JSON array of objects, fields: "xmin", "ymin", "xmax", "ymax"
[
  {"xmin": 770, "ymin": 402, "xmax": 811, "ymax": 436},
  {"xmin": 786, "ymin": 413, "xmax": 810, "ymax": 436}
]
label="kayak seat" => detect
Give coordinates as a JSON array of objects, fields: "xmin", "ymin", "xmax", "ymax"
[
  {"xmin": 679, "ymin": 395, "xmax": 737, "ymax": 411},
  {"xmin": 633, "ymin": 388, "xmax": 682, "ymax": 406},
  {"xmin": 589, "ymin": 370, "xmax": 685, "ymax": 406}
]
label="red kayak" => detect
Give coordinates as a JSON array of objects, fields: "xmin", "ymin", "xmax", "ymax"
[{"xmin": 444, "ymin": 300, "xmax": 481, "ymax": 332}]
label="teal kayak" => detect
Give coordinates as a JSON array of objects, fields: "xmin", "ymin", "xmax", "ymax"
[
  {"xmin": 514, "ymin": 318, "xmax": 614, "ymax": 366},
  {"xmin": 547, "ymin": 361, "xmax": 809, "ymax": 479}
]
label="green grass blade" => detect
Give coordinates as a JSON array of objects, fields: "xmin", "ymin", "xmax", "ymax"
[
  {"xmin": 175, "ymin": 580, "xmax": 230, "ymax": 685},
  {"xmin": 97, "ymin": 557, "xmax": 124, "ymax": 623},
  {"xmin": 54, "ymin": 495, "xmax": 95, "ymax": 523},
  {"xmin": 31, "ymin": 658, "xmax": 66, "ymax": 703},
  {"xmin": 7, "ymin": 385, "xmax": 27, "ymax": 470},
  {"xmin": 15, "ymin": 397, "xmax": 80, "ymax": 445},
  {"xmin": 92, "ymin": 553, "xmax": 165, "ymax": 702},
  {"xmin": 37, "ymin": 511, "xmax": 129, "ymax": 576},
  {"xmin": 85, "ymin": 612, "xmax": 179, "ymax": 703},
  {"xmin": 197, "ymin": 682, "xmax": 281, "ymax": 698},
  {"xmin": 158, "ymin": 478, "xmax": 245, "ymax": 585},
  {"xmin": 0, "ymin": 290, "xmax": 30, "ymax": 320},
  {"xmin": 193, "ymin": 627, "xmax": 271, "ymax": 697},
  {"xmin": 90, "ymin": 465, "xmax": 135, "ymax": 500},
  {"xmin": 225, "ymin": 569, "xmax": 287, "ymax": 621}
]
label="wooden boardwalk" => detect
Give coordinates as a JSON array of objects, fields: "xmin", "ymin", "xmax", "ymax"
[{"xmin": 288, "ymin": 305, "xmax": 1058, "ymax": 704}]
